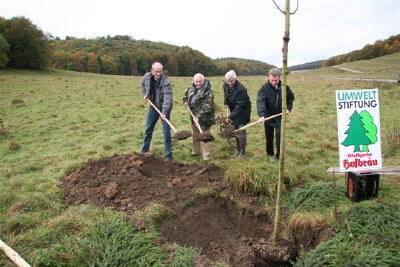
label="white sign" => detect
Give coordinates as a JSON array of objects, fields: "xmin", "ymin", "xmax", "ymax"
[{"xmin": 336, "ymin": 89, "xmax": 382, "ymax": 172}]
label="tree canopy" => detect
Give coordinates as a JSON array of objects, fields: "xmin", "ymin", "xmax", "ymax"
[{"xmin": 0, "ymin": 16, "xmax": 52, "ymax": 69}]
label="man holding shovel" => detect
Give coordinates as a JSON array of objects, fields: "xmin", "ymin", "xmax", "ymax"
[
  {"xmin": 140, "ymin": 62, "xmax": 173, "ymax": 160},
  {"xmin": 183, "ymin": 73, "xmax": 215, "ymax": 161},
  {"xmin": 223, "ymin": 70, "xmax": 251, "ymax": 158},
  {"xmin": 257, "ymin": 68, "xmax": 295, "ymax": 161}
]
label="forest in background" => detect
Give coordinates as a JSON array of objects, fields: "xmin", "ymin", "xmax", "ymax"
[
  {"xmin": 0, "ymin": 16, "xmax": 274, "ymax": 76},
  {"xmin": 321, "ymin": 34, "xmax": 400, "ymax": 67},
  {"xmin": 1, "ymin": 16, "xmax": 399, "ymax": 75}
]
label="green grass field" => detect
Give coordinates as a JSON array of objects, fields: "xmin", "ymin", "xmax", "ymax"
[{"xmin": 1, "ymin": 53, "xmax": 399, "ymax": 266}]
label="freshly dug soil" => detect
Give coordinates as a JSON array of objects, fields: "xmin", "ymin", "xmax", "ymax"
[
  {"xmin": 173, "ymin": 130, "xmax": 192, "ymax": 140},
  {"xmin": 61, "ymin": 152, "xmax": 226, "ymax": 212},
  {"xmin": 159, "ymin": 197, "xmax": 272, "ymax": 266},
  {"xmin": 194, "ymin": 132, "xmax": 215, "ymax": 143},
  {"xmin": 61, "ymin": 152, "xmax": 327, "ymax": 265},
  {"xmin": 253, "ymin": 238, "xmax": 297, "ymax": 265},
  {"xmin": 216, "ymin": 115, "xmax": 236, "ymax": 139}
]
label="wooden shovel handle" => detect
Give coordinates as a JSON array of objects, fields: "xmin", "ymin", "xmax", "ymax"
[
  {"xmin": 187, "ymin": 106, "xmax": 203, "ymax": 134},
  {"xmin": 146, "ymin": 98, "xmax": 177, "ymax": 133},
  {"xmin": 234, "ymin": 113, "xmax": 283, "ymax": 132}
]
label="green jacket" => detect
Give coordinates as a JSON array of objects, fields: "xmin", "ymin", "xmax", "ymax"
[{"xmin": 183, "ymin": 79, "xmax": 215, "ymax": 130}]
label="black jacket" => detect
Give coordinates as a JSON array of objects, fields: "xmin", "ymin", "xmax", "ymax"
[
  {"xmin": 223, "ymin": 80, "xmax": 251, "ymax": 127},
  {"xmin": 256, "ymin": 80, "xmax": 294, "ymax": 127}
]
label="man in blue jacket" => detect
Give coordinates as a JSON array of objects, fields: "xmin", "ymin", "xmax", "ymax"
[
  {"xmin": 140, "ymin": 62, "xmax": 173, "ymax": 160},
  {"xmin": 257, "ymin": 68, "xmax": 294, "ymax": 160}
]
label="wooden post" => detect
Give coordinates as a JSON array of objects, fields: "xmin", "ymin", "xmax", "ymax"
[{"xmin": 0, "ymin": 239, "xmax": 31, "ymax": 267}]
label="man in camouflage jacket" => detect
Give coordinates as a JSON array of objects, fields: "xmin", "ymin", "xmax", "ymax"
[{"xmin": 183, "ymin": 73, "xmax": 215, "ymax": 160}]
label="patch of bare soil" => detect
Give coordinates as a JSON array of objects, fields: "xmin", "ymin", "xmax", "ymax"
[
  {"xmin": 61, "ymin": 152, "xmax": 226, "ymax": 212},
  {"xmin": 159, "ymin": 197, "xmax": 272, "ymax": 266},
  {"xmin": 61, "ymin": 152, "xmax": 329, "ymax": 265}
]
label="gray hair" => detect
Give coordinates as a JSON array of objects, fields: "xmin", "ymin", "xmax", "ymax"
[
  {"xmin": 269, "ymin": 68, "xmax": 281, "ymax": 76},
  {"xmin": 193, "ymin": 73, "xmax": 205, "ymax": 80},
  {"xmin": 225, "ymin": 70, "xmax": 237, "ymax": 80},
  {"xmin": 152, "ymin": 62, "xmax": 163, "ymax": 70}
]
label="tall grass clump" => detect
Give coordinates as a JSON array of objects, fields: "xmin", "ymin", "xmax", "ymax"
[
  {"xmin": 284, "ymin": 183, "xmax": 347, "ymax": 213},
  {"xmin": 295, "ymin": 203, "xmax": 400, "ymax": 266},
  {"xmin": 66, "ymin": 212, "xmax": 168, "ymax": 266},
  {"xmin": 225, "ymin": 162, "xmax": 279, "ymax": 197}
]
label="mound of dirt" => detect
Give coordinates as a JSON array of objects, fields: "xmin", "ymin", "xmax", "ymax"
[
  {"xmin": 159, "ymin": 197, "xmax": 272, "ymax": 266},
  {"xmin": 61, "ymin": 152, "xmax": 226, "ymax": 213}
]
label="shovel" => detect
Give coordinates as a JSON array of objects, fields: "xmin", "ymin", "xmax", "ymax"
[
  {"xmin": 187, "ymin": 106, "xmax": 214, "ymax": 143},
  {"xmin": 233, "ymin": 113, "xmax": 283, "ymax": 133},
  {"xmin": 146, "ymin": 98, "xmax": 191, "ymax": 140}
]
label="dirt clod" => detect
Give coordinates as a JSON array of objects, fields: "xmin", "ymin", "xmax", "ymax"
[
  {"xmin": 216, "ymin": 115, "xmax": 236, "ymax": 140},
  {"xmin": 104, "ymin": 182, "xmax": 118, "ymax": 199},
  {"xmin": 194, "ymin": 132, "xmax": 215, "ymax": 143},
  {"xmin": 173, "ymin": 130, "xmax": 192, "ymax": 140},
  {"xmin": 253, "ymin": 238, "xmax": 297, "ymax": 265}
]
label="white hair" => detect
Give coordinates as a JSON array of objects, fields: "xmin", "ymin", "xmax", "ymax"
[
  {"xmin": 151, "ymin": 62, "xmax": 163, "ymax": 70},
  {"xmin": 225, "ymin": 70, "xmax": 237, "ymax": 80},
  {"xmin": 193, "ymin": 73, "xmax": 205, "ymax": 80}
]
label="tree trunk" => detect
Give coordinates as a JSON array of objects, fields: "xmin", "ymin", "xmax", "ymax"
[{"xmin": 272, "ymin": 0, "xmax": 291, "ymax": 245}]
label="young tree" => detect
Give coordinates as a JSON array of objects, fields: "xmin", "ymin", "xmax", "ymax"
[{"xmin": 271, "ymin": 0, "xmax": 298, "ymax": 245}]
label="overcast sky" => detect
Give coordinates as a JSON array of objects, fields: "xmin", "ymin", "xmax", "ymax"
[{"xmin": 2, "ymin": 0, "xmax": 399, "ymax": 66}]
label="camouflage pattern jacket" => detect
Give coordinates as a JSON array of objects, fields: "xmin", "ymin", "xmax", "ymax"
[{"xmin": 183, "ymin": 79, "xmax": 215, "ymax": 130}]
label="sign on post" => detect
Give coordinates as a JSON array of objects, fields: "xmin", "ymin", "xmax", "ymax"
[{"xmin": 336, "ymin": 88, "xmax": 382, "ymax": 172}]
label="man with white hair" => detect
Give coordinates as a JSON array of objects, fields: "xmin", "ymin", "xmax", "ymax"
[
  {"xmin": 223, "ymin": 70, "xmax": 251, "ymax": 158},
  {"xmin": 140, "ymin": 62, "xmax": 173, "ymax": 160},
  {"xmin": 257, "ymin": 68, "xmax": 295, "ymax": 160},
  {"xmin": 183, "ymin": 73, "xmax": 215, "ymax": 160}
]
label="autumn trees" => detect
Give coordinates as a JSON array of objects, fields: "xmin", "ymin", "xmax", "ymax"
[
  {"xmin": 0, "ymin": 16, "xmax": 274, "ymax": 75},
  {"xmin": 322, "ymin": 34, "xmax": 400, "ymax": 67}
]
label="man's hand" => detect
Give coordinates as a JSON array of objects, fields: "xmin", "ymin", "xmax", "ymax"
[
  {"xmin": 183, "ymin": 101, "xmax": 188, "ymax": 106},
  {"xmin": 160, "ymin": 114, "xmax": 166, "ymax": 120},
  {"xmin": 258, "ymin": 117, "xmax": 265, "ymax": 123},
  {"xmin": 143, "ymin": 95, "xmax": 148, "ymax": 99}
]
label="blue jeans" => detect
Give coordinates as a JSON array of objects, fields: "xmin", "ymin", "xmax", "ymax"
[{"xmin": 141, "ymin": 107, "xmax": 172, "ymax": 159}]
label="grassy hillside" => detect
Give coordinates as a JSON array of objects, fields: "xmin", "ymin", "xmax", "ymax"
[
  {"xmin": 1, "ymin": 53, "xmax": 400, "ymax": 265},
  {"xmin": 312, "ymin": 52, "xmax": 400, "ymax": 79}
]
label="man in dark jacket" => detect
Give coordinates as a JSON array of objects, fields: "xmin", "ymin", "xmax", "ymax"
[
  {"xmin": 223, "ymin": 70, "xmax": 251, "ymax": 157},
  {"xmin": 140, "ymin": 62, "xmax": 173, "ymax": 160},
  {"xmin": 183, "ymin": 73, "xmax": 215, "ymax": 160},
  {"xmin": 257, "ymin": 68, "xmax": 294, "ymax": 160}
]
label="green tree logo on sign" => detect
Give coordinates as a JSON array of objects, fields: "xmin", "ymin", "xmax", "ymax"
[{"xmin": 342, "ymin": 110, "xmax": 378, "ymax": 152}]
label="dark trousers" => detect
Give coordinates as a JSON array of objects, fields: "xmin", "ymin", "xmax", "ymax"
[{"xmin": 264, "ymin": 124, "xmax": 281, "ymax": 158}]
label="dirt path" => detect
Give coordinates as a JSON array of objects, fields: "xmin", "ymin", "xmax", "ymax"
[
  {"xmin": 335, "ymin": 77, "xmax": 398, "ymax": 83},
  {"xmin": 333, "ymin": 66, "xmax": 364, "ymax": 73}
]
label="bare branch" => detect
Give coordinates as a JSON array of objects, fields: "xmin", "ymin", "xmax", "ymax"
[
  {"xmin": 272, "ymin": 0, "xmax": 286, "ymax": 14},
  {"xmin": 290, "ymin": 0, "xmax": 299, "ymax": 14}
]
